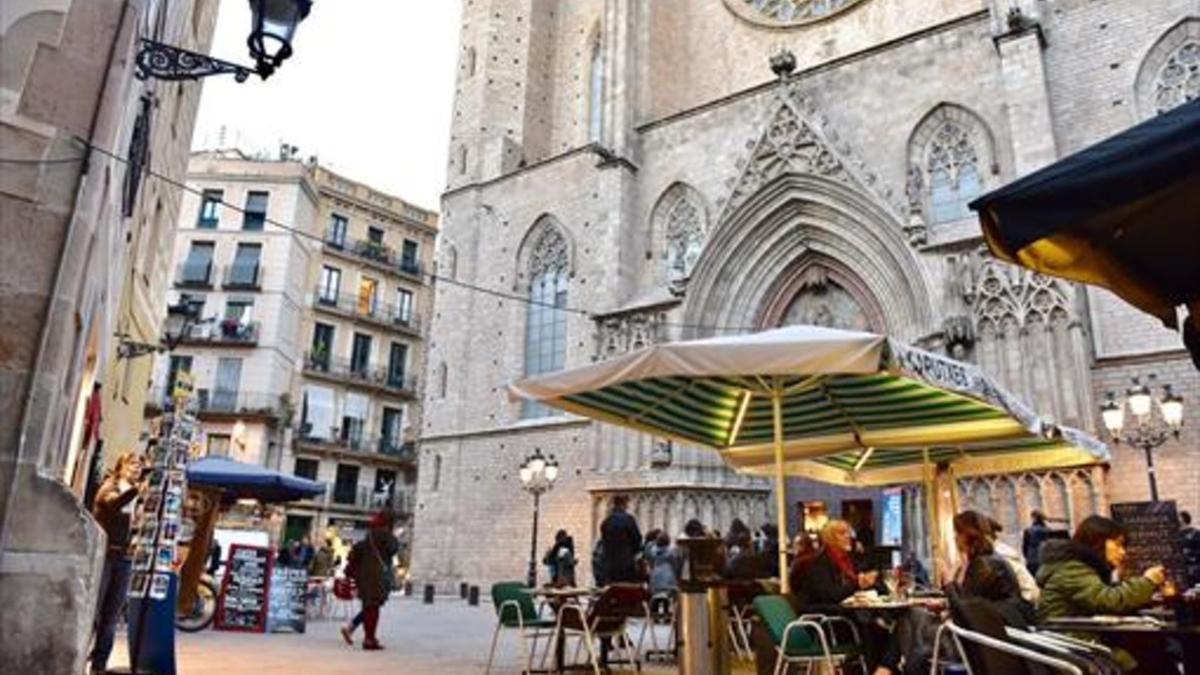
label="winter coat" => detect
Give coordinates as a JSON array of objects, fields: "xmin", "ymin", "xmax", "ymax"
[
  {"xmin": 802, "ymin": 550, "xmax": 885, "ymax": 606},
  {"xmin": 646, "ymin": 543, "xmax": 681, "ymax": 595},
  {"xmin": 347, "ymin": 529, "xmax": 399, "ymax": 607},
  {"xmin": 994, "ymin": 540, "xmax": 1040, "ymax": 605},
  {"xmin": 600, "ymin": 509, "xmax": 642, "ymax": 583},
  {"xmin": 1035, "ymin": 539, "xmax": 1157, "ymax": 623},
  {"xmin": 958, "ymin": 554, "xmax": 1036, "ymax": 625}
]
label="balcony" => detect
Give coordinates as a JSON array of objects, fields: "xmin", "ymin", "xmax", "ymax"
[
  {"xmin": 327, "ymin": 484, "xmax": 414, "ymax": 513},
  {"xmin": 312, "ymin": 289, "xmax": 422, "ymax": 336},
  {"xmin": 145, "ymin": 387, "xmax": 282, "ymax": 419},
  {"xmin": 175, "ymin": 261, "xmax": 214, "ymax": 289},
  {"xmin": 178, "ymin": 319, "xmax": 260, "ymax": 347},
  {"xmin": 293, "ymin": 428, "xmax": 417, "ymax": 468},
  {"xmin": 321, "ymin": 232, "xmax": 425, "ymax": 283},
  {"xmin": 222, "ymin": 263, "xmax": 263, "ymax": 290},
  {"xmin": 302, "ymin": 353, "xmax": 418, "ymax": 399}
]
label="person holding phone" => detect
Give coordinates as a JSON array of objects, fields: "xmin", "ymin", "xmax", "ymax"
[{"xmin": 88, "ymin": 451, "xmax": 146, "ymax": 674}]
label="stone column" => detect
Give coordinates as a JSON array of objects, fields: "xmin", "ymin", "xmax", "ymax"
[{"xmin": 996, "ymin": 19, "xmax": 1058, "ymax": 175}]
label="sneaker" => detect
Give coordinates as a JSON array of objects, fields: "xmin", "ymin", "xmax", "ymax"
[
  {"xmin": 340, "ymin": 625, "xmax": 354, "ymax": 646},
  {"xmin": 363, "ymin": 640, "xmax": 384, "ymax": 651}
]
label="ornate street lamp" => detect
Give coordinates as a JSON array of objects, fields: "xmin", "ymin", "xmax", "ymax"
[
  {"xmin": 116, "ymin": 296, "xmax": 204, "ymax": 359},
  {"xmin": 1100, "ymin": 375, "xmax": 1185, "ymax": 501},
  {"xmin": 136, "ymin": 0, "xmax": 312, "ymax": 82},
  {"xmin": 518, "ymin": 448, "xmax": 559, "ymax": 587}
]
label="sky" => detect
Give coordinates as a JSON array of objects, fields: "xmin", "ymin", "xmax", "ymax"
[{"xmin": 191, "ymin": 1, "xmax": 463, "ymax": 211}]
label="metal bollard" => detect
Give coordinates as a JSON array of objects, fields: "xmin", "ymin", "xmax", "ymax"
[
  {"xmin": 423, "ymin": 584, "xmax": 435, "ymax": 604},
  {"xmin": 468, "ymin": 585, "xmax": 480, "ymax": 606},
  {"xmin": 460, "ymin": 581, "xmax": 469, "ymax": 599}
]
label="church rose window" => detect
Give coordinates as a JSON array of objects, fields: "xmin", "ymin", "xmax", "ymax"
[
  {"xmin": 1154, "ymin": 41, "xmax": 1200, "ymax": 114},
  {"xmin": 724, "ymin": 0, "xmax": 870, "ymax": 27}
]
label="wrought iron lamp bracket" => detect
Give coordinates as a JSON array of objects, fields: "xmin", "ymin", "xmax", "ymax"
[
  {"xmin": 115, "ymin": 333, "xmax": 164, "ymax": 360},
  {"xmin": 135, "ymin": 39, "xmax": 258, "ymax": 83}
]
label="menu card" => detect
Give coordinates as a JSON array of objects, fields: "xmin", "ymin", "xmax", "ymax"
[
  {"xmin": 1110, "ymin": 500, "xmax": 1187, "ymax": 582},
  {"xmin": 215, "ymin": 544, "xmax": 273, "ymax": 632},
  {"xmin": 267, "ymin": 566, "xmax": 309, "ymax": 633}
]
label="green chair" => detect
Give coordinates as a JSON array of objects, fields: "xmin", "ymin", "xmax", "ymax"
[
  {"xmin": 485, "ymin": 582, "xmax": 557, "ymax": 674},
  {"xmin": 751, "ymin": 595, "xmax": 866, "ymax": 675}
]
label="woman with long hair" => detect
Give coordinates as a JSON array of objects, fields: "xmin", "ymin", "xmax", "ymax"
[
  {"xmin": 950, "ymin": 511, "xmax": 1033, "ymax": 622},
  {"xmin": 89, "ymin": 451, "xmax": 145, "ymax": 674}
]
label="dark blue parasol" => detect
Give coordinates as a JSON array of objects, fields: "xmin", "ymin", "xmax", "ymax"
[{"xmin": 186, "ymin": 455, "xmax": 325, "ymax": 504}]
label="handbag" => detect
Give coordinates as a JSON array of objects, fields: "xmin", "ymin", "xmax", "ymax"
[{"xmin": 369, "ymin": 537, "xmax": 393, "ymax": 592}]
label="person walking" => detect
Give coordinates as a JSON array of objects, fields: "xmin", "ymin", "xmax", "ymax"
[
  {"xmin": 341, "ymin": 512, "xmax": 399, "ymax": 650},
  {"xmin": 1180, "ymin": 511, "xmax": 1200, "ymax": 587},
  {"xmin": 1021, "ymin": 510, "xmax": 1051, "ymax": 576},
  {"xmin": 599, "ymin": 494, "xmax": 642, "ymax": 583},
  {"xmin": 89, "ymin": 451, "xmax": 145, "ymax": 675}
]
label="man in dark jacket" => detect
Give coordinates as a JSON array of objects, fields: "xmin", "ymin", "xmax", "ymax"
[
  {"xmin": 599, "ymin": 494, "xmax": 642, "ymax": 583},
  {"xmin": 1021, "ymin": 510, "xmax": 1051, "ymax": 576}
]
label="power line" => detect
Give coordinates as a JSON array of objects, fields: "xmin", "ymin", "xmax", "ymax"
[
  {"xmin": 0, "ymin": 155, "xmax": 86, "ymax": 165},
  {"xmin": 84, "ymin": 141, "xmax": 760, "ymax": 334}
]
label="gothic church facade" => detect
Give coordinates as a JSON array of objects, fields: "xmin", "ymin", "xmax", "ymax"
[{"xmin": 412, "ymin": 0, "xmax": 1200, "ymax": 588}]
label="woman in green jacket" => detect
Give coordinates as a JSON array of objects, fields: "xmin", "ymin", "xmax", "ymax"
[{"xmin": 1036, "ymin": 515, "xmax": 1165, "ymax": 671}]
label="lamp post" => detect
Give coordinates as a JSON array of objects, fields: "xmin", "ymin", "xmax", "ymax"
[
  {"xmin": 135, "ymin": 0, "xmax": 312, "ymax": 82},
  {"xmin": 518, "ymin": 448, "xmax": 559, "ymax": 587},
  {"xmin": 1100, "ymin": 375, "xmax": 1185, "ymax": 501},
  {"xmin": 115, "ymin": 296, "xmax": 204, "ymax": 359}
]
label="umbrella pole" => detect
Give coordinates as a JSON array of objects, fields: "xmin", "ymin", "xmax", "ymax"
[
  {"xmin": 923, "ymin": 451, "xmax": 940, "ymax": 587},
  {"xmin": 772, "ymin": 388, "xmax": 789, "ymax": 595}
]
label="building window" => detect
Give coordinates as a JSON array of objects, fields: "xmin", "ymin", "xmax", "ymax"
[
  {"xmin": 181, "ymin": 241, "xmax": 214, "ymax": 285},
  {"xmin": 522, "ymin": 224, "xmax": 569, "ymax": 418},
  {"xmin": 227, "ymin": 243, "xmax": 262, "ymax": 288},
  {"xmin": 327, "ymin": 213, "xmax": 347, "ymax": 247},
  {"xmin": 457, "ymin": 146, "xmax": 468, "ymax": 175},
  {"xmin": 333, "ymin": 464, "xmax": 359, "ymax": 505},
  {"xmin": 310, "ymin": 323, "xmax": 334, "ymax": 369},
  {"xmin": 358, "ymin": 277, "xmax": 378, "ymax": 316},
  {"xmin": 207, "ymin": 434, "xmax": 232, "ymax": 457},
  {"xmin": 293, "ymin": 458, "xmax": 319, "ymax": 480},
  {"xmin": 374, "ymin": 469, "xmax": 397, "ymax": 506},
  {"xmin": 926, "ymin": 123, "xmax": 981, "ymax": 223},
  {"xmin": 197, "ymin": 189, "xmax": 222, "ymax": 228},
  {"xmin": 437, "ymin": 361, "xmax": 448, "ymax": 399},
  {"xmin": 663, "ymin": 193, "xmax": 705, "ymax": 284},
  {"xmin": 400, "ymin": 240, "xmax": 420, "ymax": 274},
  {"xmin": 388, "ymin": 342, "xmax": 408, "ymax": 388},
  {"xmin": 465, "ymin": 46, "xmax": 477, "ymax": 77},
  {"xmin": 432, "ymin": 454, "xmax": 442, "ymax": 492},
  {"xmin": 381, "ymin": 407, "xmax": 403, "ymax": 453},
  {"xmin": 1152, "ymin": 40, "xmax": 1200, "ymax": 114},
  {"xmin": 301, "ymin": 384, "xmax": 335, "ymax": 439},
  {"xmin": 319, "ymin": 266, "xmax": 341, "ymax": 304},
  {"xmin": 242, "ymin": 191, "xmax": 268, "ymax": 230},
  {"xmin": 396, "ymin": 288, "xmax": 414, "ymax": 325},
  {"xmin": 213, "ymin": 357, "xmax": 242, "ymax": 411},
  {"xmin": 588, "ymin": 35, "xmax": 604, "ymax": 142},
  {"xmin": 166, "ymin": 355, "xmax": 193, "ymax": 395},
  {"xmin": 367, "ymin": 226, "xmax": 384, "ymax": 245},
  {"xmin": 350, "ymin": 333, "xmax": 372, "ymax": 376},
  {"xmin": 342, "ymin": 392, "xmax": 369, "ymax": 449}
]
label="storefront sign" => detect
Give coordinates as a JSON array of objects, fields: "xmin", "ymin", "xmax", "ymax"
[{"xmin": 215, "ymin": 544, "xmax": 273, "ymax": 633}]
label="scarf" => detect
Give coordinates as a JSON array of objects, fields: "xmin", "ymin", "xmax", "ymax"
[{"xmin": 826, "ymin": 545, "xmax": 858, "ymax": 583}]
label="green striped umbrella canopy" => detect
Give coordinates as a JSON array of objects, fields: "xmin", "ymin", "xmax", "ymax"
[{"xmin": 510, "ymin": 325, "xmax": 1108, "ymax": 591}]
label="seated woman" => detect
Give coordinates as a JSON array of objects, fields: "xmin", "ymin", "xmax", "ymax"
[
  {"xmin": 950, "ymin": 511, "xmax": 1034, "ymax": 624},
  {"xmin": 1037, "ymin": 515, "xmax": 1166, "ymax": 672}
]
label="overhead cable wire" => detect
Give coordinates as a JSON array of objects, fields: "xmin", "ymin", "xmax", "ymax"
[{"xmin": 84, "ymin": 140, "xmax": 760, "ymax": 334}]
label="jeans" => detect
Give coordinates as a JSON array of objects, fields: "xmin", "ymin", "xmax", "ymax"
[{"xmin": 90, "ymin": 556, "xmax": 132, "ymax": 671}]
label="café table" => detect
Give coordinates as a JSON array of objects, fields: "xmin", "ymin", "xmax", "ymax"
[
  {"xmin": 1041, "ymin": 617, "xmax": 1200, "ymax": 674},
  {"xmin": 529, "ymin": 587, "xmax": 601, "ymax": 674}
]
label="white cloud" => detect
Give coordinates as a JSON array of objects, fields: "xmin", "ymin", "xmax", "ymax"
[{"xmin": 192, "ymin": 0, "xmax": 463, "ymax": 211}]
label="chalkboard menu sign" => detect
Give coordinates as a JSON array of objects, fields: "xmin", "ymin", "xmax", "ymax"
[
  {"xmin": 1110, "ymin": 501, "xmax": 1186, "ymax": 582},
  {"xmin": 267, "ymin": 566, "xmax": 309, "ymax": 633},
  {"xmin": 215, "ymin": 544, "xmax": 273, "ymax": 633}
]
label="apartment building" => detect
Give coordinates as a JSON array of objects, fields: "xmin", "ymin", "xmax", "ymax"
[
  {"xmin": 153, "ymin": 150, "xmax": 438, "ymax": 547},
  {"xmin": 285, "ymin": 165, "xmax": 438, "ymax": 544}
]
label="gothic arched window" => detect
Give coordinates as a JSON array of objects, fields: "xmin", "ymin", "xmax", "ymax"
[
  {"xmin": 587, "ymin": 33, "xmax": 604, "ymax": 142},
  {"xmin": 665, "ymin": 198, "xmax": 704, "ymax": 283},
  {"xmin": 521, "ymin": 220, "xmax": 570, "ymax": 417},
  {"xmin": 906, "ymin": 104, "xmax": 995, "ymax": 230}
]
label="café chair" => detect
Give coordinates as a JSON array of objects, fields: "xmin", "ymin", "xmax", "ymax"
[
  {"xmin": 752, "ymin": 595, "xmax": 866, "ymax": 675},
  {"xmin": 643, "ymin": 591, "xmax": 677, "ymax": 663},
  {"xmin": 485, "ymin": 581, "xmax": 557, "ymax": 675},
  {"xmin": 932, "ymin": 621, "xmax": 1084, "ymax": 675},
  {"xmin": 555, "ymin": 583, "xmax": 648, "ymax": 675}
]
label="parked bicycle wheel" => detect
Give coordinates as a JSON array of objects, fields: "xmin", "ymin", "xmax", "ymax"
[{"xmin": 175, "ymin": 576, "xmax": 217, "ymax": 632}]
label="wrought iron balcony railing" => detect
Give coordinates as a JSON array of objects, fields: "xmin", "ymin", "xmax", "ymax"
[{"xmin": 312, "ymin": 289, "xmax": 421, "ymax": 333}]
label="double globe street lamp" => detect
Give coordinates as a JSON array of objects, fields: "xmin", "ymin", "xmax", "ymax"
[
  {"xmin": 1100, "ymin": 375, "xmax": 1185, "ymax": 501},
  {"xmin": 519, "ymin": 449, "xmax": 559, "ymax": 587}
]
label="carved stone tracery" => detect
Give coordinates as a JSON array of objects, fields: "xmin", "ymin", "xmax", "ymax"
[
  {"xmin": 1154, "ymin": 40, "xmax": 1200, "ymax": 114},
  {"xmin": 968, "ymin": 258, "xmax": 1072, "ymax": 335},
  {"xmin": 665, "ymin": 198, "xmax": 705, "ymax": 285},
  {"xmin": 527, "ymin": 223, "xmax": 569, "ymax": 278},
  {"xmin": 594, "ymin": 306, "xmax": 671, "ymax": 361},
  {"xmin": 724, "ymin": 0, "xmax": 871, "ymax": 27}
]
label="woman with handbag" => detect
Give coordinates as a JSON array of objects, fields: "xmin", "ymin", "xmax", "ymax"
[{"xmin": 340, "ymin": 512, "xmax": 400, "ymax": 650}]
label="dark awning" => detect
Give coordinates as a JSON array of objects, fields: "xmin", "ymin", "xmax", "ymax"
[{"xmin": 186, "ymin": 455, "xmax": 325, "ymax": 504}]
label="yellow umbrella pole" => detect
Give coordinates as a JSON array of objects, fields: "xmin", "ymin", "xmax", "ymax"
[
  {"xmin": 923, "ymin": 450, "xmax": 940, "ymax": 587},
  {"xmin": 772, "ymin": 387, "xmax": 790, "ymax": 594}
]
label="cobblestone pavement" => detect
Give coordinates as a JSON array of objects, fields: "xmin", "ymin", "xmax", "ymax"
[{"xmin": 107, "ymin": 595, "xmax": 748, "ymax": 674}]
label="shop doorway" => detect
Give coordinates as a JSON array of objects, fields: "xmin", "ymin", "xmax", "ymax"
[{"xmin": 284, "ymin": 514, "xmax": 313, "ymax": 546}]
